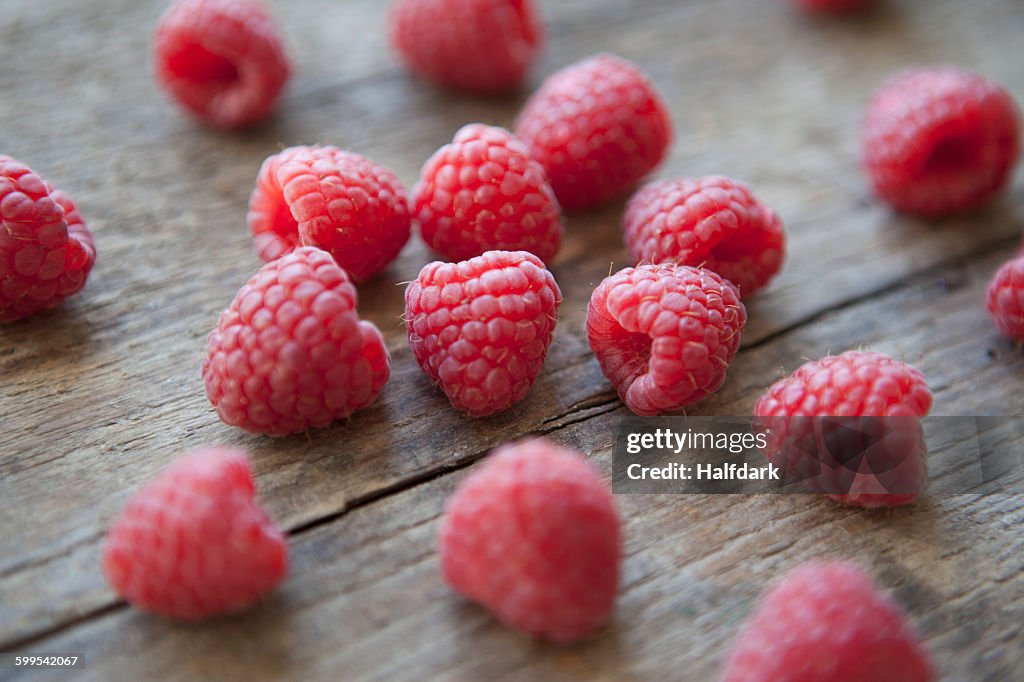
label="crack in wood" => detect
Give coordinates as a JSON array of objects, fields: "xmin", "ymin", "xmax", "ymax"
[
  {"xmin": 742, "ymin": 234, "xmax": 1021, "ymax": 353},
  {"xmin": 0, "ymin": 602, "xmax": 125, "ymax": 654}
]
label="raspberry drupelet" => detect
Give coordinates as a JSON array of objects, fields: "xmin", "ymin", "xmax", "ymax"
[
  {"xmin": 723, "ymin": 561, "xmax": 933, "ymax": 682},
  {"xmin": 586, "ymin": 264, "xmax": 746, "ymax": 416},
  {"xmin": 404, "ymin": 250, "xmax": 561, "ymax": 417},
  {"xmin": 102, "ymin": 447, "xmax": 288, "ymax": 621},
  {"xmin": 203, "ymin": 247, "xmax": 390, "ymax": 436},
  {"xmin": 248, "ymin": 145, "xmax": 411, "ymax": 283},
  {"xmin": 1, "ymin": 155, "xmax": 96, "ymax": 323},
  {"xmin": 515, "ymin": 53, "xmax": 673, "ymax": 211},
  {"xmin": 624, "ymin": 176, "xmax": 786, "ymax": 298},
  {"xmin": 439, "ymin": 439, "xmax": 621, "ymax": 643},
  {"xmin": 862, "ymin": 67, "xmax": 1021, "ymax": 217},
  {"xmin": 154, "ymin": 0, "xmax": 291, "ymax": 129},
  {"xmin": 413, "ymin": 124, "xmax": 563, "ymax": 263},
  {"xmin": 389, "ymin": 0, "xmax": 544, "ymax": 93}
]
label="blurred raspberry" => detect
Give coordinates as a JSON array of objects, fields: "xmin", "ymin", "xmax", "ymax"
[
  {"xmin": 723, "ymin": 561, "xmax": 933, "ymax": 682},
  {"xmin": 389, "ymin": 0, "xmax": 543, "ymax": 92},
  {"xmin": 986, "ymin": 256, "xmax": 1024, "ymax": 341},
  {"xmin": 440, "ymin": 439, "xmax": 620, "ymax": 643},
  {"xmin": 154, "ymin": 0, "xmax": 291, "ymax": 129},
  {"xmin": 413, "ymin": 123, "xmax": 562, "ymax": 263},
  {"xmin": 1, "ymin": 155, "xmax": 96, "ymax": 323},
  {"xmin": 103, "ymin": 447, "xmax": 288, "ymax": 620},
  {"xmin": 863, "ymin": 67, "xmax": 1020, "ymax": 217},
  {"xmin": 515, "ymin": 53, "xmax": 673, "ymax": 211}
]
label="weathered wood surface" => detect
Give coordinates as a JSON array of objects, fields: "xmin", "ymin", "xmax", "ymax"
[{"xmin": 1, "ymin": 0, "xmax": 1022, "ymax": 679}]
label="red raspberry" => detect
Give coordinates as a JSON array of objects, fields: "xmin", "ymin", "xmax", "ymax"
[
  {"xmin": 623, "ymin": 176, "xmax": 786, "ymax": 298},
  {"xmin": 247, "ymin": 146, "xmax": 411, "ymax": 283},
  {"xmin": 203, "ymin": 247, "xmax": 390, "ymax": 436},
  {"xmin": 586, "ymin": 264, "xmax": 746, "ymax": 416},
  {"xmin": 755, "ymin": 351, "xmax": 932, "ymax": 507},
  {"xmin": 795, "ymin": 0, "xmax": 872, "ymax": 12},
  {"xmin": 102, "ymin": 447, "xmax": 288, "ymax": 621},
  {"xmin": 154, "ymin": 0, "xmax": 290, "ymax": 129},
  {"xmin": 404, "ymin": 250, "xmax": 561, "ymax": 417},
  {"xmin": 862, "ymin": 67, "xmax": 1021, "ymax": 217},
  {"xmin": 986, "ymin": 256, "xmax": 1024, "ymax": 341},
  {"xmin": 439, "ymin": 439, "xmax": 620, "ymax": 643},
  {"xmin": 515, "ymin": 53, "xmax": 673, "ymax": 211},
  {"xmin": 1, "ymin": 155, "xmax": 96, "ymax": 323},
  {"xmin": 723, "ymin": 561, "xmax": 933, "ymax": 682},
  {"xmin": 388, "ymin": 0, "xmax": 543, "ymax": 93},
  {"xmin": 412, "ymin": 124, "xmax": 562, "ymax": 263},
  {"xmin": 756, "ymin": 351, "xmax": 932, "ymax": 418}
]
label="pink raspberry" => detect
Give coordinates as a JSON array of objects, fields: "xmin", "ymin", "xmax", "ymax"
[
  {"xmin": 203, "ymin": 247, "xmax": 390, "ymax": 436},
  {"xmin": 439, "ymin": 439, "xmax": 620, "ymax": 643},
  {"xmin": 623, "ymin": 176, "xmax": 786, "ymax": 298},
  {"xmin": 986, "ymin": 256, "xmax": 1024, "ymax": 341},
  {"xmin": 755, "ymin": 350, "xmax": 932, "ymax": 507},
  {"xmin": 102, "ymin": 447, "xmax": 288, "ymax": 621},
  {"xmin": 515, "ymin": 53, "xmax": 673, "ymax": 211},
  {"xmin": 247, "ymin": 146, "xmax": 411, "ymax": 283},
  {"xmin": 756, "ymin": 351, "xmax": 933, "ymax": 418},
  {"xmin": 1, "ymin": 155, "xmax": 96, "ymax": 323},
  {"xmin": 389, "ymin": 0, "xmax": 543, "ymax": 93},
  {"xmin": 154, "ymin": 0, "xmax": 291, "ymax": 129},
  {"xmin": 586, "ymin": 264, "xmax": 746, "ymax": 415},
  {"xmin": 723, "ymin": 561, "xmax": 933, "ymax": 682},
  {"xmin": 412, "ymin": 123, "xmax": 562, "ymax": 263},
  {"xmin": 862, "ymin": 67, "xmax": 1021, "ymax": 217},
  {"xmin": 404, "ymin": 250, "xmax": 561, "ymax": 417}
]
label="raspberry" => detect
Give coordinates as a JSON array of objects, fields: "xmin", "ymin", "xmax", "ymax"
[
  {"xmin": 404, "ymin": 250, "xmax": 561, "ymax": 417},
  {"xmin": 623, "ymin": 176, "xmax": 786, "ymax": 298},
  {"xmin": 247, "ymin": 146, "xmax": 411, "ymax": 283},
  {"xmin": 754, "ymin": 351, "xmax": 932, "ymax": 507},
  {"xmin": 586, "ymin": 264, "xmax": 745, "ymax": 416},
  {"xmin": 723, "ymin": 561, "xmax": 933, "ymax": 682},
  {"xmin": 986, "ymin": 256, "xmax": 1024, "ymax": 341},
  {"xmin": 515, "ymin": 53, "xmax": 673, "ymax": 211},
  {"xmin": 154, "ymin": 0, "xmax": 290, "ymax": 129},
  {"xmin": 862, "ymin": 67, "xmax": 1021, "ymax": 217},
  {"xmin": 203, "ymin": 247, "xmax": 390, "ymax": 436},
  {"xmin": 412, "ymin": 124, "xmax": 563, "ymax": 263},
  {"xmin": 388, "ymin": 0, "xmax": 543, "ymax": 93},
  {"xmin": 439, "ymin": 439, "xmax": 620, "ymax": 643},
  {"xmin": 102, "ymin": 447, "xmax": 288, "ymax": 621},
  {"xmin": 1, "ymin": 155, "xmax": 96, "ymax": 323},
  {"xmin": 756, "ymin": 351, "xmax": 932, "ymax": 418}
]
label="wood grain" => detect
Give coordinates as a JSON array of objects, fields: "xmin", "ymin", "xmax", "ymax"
[
  {"xmin": 7, "ymin": 248, "xmax": 1024, "ymax": 681},
  {"xmin": 1, "ymin": 0, "xmax": 1022, "ymax": 678}
]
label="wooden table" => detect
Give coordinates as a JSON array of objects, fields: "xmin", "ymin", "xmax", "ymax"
[{"xmin": 2, "ymin": 0, "xmax": 1022, "ymax": 679}]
